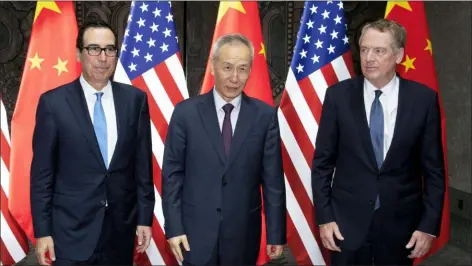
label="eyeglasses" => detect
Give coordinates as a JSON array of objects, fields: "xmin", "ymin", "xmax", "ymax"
[{"xmin": 83, "ymin": 46, "xmax": 118, "ymax": 57}]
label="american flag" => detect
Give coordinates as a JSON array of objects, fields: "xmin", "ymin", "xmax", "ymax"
[
  {"xmin": 114, "ymin": 1, "xmax": 188, "ymax": 265},
  {"xmin": 278, "ymin": 1, "xmax": 355, "ymax": 265},
  {"xmin": 1, "ymin": 97, "xmax": 29, "ymax": 265}
]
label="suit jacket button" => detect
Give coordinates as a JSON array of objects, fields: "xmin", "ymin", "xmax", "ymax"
[
  {"xmin": 222, "ymin": 181, "xmax": 227, "ymax": 186},
  {"xmin": 216, "ymin": 208, "xmax": 221, "ymax": 212},
  {"xmin": 369, "ymin": 200, "xmax": 373, "ymax": 205},
  {"xmin": 101, "ymin": 200, "xmax": 106, "ymax": 205}
]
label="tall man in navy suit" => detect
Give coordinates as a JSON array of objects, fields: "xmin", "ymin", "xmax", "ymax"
[
  {"xmin": 312, "ymin": 19, "xmax": 445, "ymax": 265},
  {"xmin": 31, "ymin": 21, "xmax": 155, "ymax": 265},
  {"xmin": 162, "ymin": 33, "xmax": 286, "ymax": 265}
]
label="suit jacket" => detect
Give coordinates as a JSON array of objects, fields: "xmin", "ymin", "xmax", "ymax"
[
  {"xmin": 312, "ymin": 75, "xmax": 445, "ymax": 250},
  {"xmin": 162, "ymin": 91, "xmax": 286, "ymax": 265},
  {"xmin": 30, "ymin": 78, "xmax": 155, "ymax": 261}
]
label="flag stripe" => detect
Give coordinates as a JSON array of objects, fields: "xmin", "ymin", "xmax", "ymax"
[
  {"xmin": 1, "ymin": 190, "xmax": 28, "ymax": 257},
  {"xmin": 150, "ymin": 120, "xmax": 165, "ymax": 169},
  {"xmin": 284, "ymin": 71, "xmax": 318, "ymax": 147},
  {"xmin": 331, "ymin": 56, "xmax": 351, "ymax": 82},
  {"xmin": 0, "ymin": 128, "xmax": 10, "ymax": 171},
  {"xmin": 284, "ymin": 177, "xmax": 326, "ymax": 265},
  {"xmin": 142, "ymin": 69, "xmax": 175, "ymax": 123},
  {"xmin": 342, "ymin": 51, "xmax": 355, "ymax": 77},
  {"xmin": 1, "ymin": 238, "xmax": 15, "ymax": 265},
  {"xmin": 308, "ymin": 70, "xmax": 329, "ymax": 108},
  {"xmin": 281, "ymin": 144, "xmax": 315, "ymax": 235},
  {"xmin": 279, "ymin": 95, "xmax": 314, "ymax": 165},
  {"xmin": 152, "ymin": 157, "xmax": 163, "ymax": 196},
  {"xmin": 278, "ymin": 112, "xmax": 313, "ymax": 202},
  {"xmin": 154, "ymin": 64, "xmax": 184, "ymax": 106},
  {"xmin": 0, "ymin": 100, "xmax": 10, "ymax": 144},
  {"xmin": 1, "ymin": 98, "xmax": 28, "ymax": 265},
  {"xmin": 131, "ymin": 76, "xmax": 169, "ymax": 142},
  {"xmin": 165, "ymin": 54, "xmax": 189, "ymax": 100},
  {"xmin": 286, "ymin": 215, "xmax": 312, "ymax": 265},
  {"xmin": 298, "ymin": 77, "xmax": 323, "ymax": 125}
]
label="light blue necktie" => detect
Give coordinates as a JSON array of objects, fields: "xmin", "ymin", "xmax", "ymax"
[
  {"xmin": 370, "ymin": 90, "xmax": 383, "ymax": 210},
  {"xmin": 94, "ymin": 92, "xmax": 108, "ymax": 168}
]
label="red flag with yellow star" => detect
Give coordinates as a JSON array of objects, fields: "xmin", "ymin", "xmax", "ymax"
[
  {"xmin": 385, "ymin": 1, "xmax": 450, "ymax": 264},
  {"xmin": 9, "ymin": 0, "xmax": 81, "ymax": 243},
  {"xmin": 200, "ymin": 1, "xmax": 272, "ymax": 265}
]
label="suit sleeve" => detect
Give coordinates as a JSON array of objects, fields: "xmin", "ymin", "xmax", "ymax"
[
  {"xmin": 161, "ymin": 103, "xmax": 186, "ymax": 239},
  {"xmin": 30, "ymin": 94, "xmax": 58, "ymax": 238},
  {"xmin": 262, "ymin": 108, "xmax": 287, "ymax": 245},
  {"xmin": 311, "ymin": 88, "xmax": 338, "ymax": 225},
  {"xmin": 417, "ymin": 92, "xmax": 446, "ymax": 236},
  {"xmin": 135, "ymin": 92, "xmax": 155, "ymax": 226}
]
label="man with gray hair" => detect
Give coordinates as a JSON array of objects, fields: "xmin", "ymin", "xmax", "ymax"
[
  {"xmin": 312, "ymin": 18, "xmax": 445, "ymax": 265},
  {"xmin": 162, "ymin": 33, "xmax": 286, "ymax": 265}
]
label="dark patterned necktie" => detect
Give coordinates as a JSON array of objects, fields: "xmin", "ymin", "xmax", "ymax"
[{"xmin": 222, "ymin": 103, "xmax": 234, "ymax": 157}]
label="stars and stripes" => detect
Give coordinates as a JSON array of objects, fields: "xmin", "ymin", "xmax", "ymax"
[
  {"xmin": 1, "ymin": 97, "xmax": 29, "ymax": 265},
  {"xmin": 114, "ymin": 1, "xmax": 188, "ymax": 265},
  {"xmin": 278, "ymin": 1, "xmax": 355, "ymax": 265}
]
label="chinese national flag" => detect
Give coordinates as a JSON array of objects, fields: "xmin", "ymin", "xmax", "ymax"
[
  {"xmin": 9, "ymin": 0, "xmax": 81, "ymax": 244},
  {"xmin": 200, "ymin": 1, "xmax": 273, "ymax": 265},
  {"xmin": 385, "ymin": 1, "xmax": 450, "ymax": 264}
]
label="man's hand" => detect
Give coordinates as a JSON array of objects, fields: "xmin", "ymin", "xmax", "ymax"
[
  {"xmin": 319, "ymin": 222, "xmax": 344, "ymax": 252},
  {"xmin": 267, "ymin": 244, "xmax": 284, "ymax": 259},
  {"xmin": 136, "ymin": 226, "xmax": 152, "ymax": 253},
  {"xmin": 167, "ymin": 235, "xmax": 190, "ymax": 263},
  {"xmin": 35, "ymin": 236, "xmax": 55, "ymax": 265},
  {"xmin": 406, "ymin": 230, "xmax": 434, "ymax": 258}
]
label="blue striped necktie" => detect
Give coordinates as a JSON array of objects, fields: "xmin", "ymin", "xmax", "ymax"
[
  {"xmin": 94, "ymin": 92, "xmax": 108, "ymax": 168},
  {"xmin": 370, "ymin": 90, "xmax": 383, "ymax": 210}
]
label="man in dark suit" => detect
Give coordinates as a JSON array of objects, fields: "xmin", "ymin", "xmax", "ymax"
[
  {"xmin": 30, "ymin": 21, "xmax": 155, "ymax": 265},
  {"xmin": 162, "ymin": 33, "xmax": 286, "ymax": 265},
  {"xmin": 312, "ymin": 19, "xmax": 445, "ymax": 265}
]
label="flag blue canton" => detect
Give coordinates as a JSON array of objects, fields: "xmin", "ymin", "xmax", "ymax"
[
  {"xmin": 292, "ymin": 0, "xmax": 350, "ymax": 81},
  {"xmin": 120, "ymin": 1, "xmax": 179, "ymax": 80}
]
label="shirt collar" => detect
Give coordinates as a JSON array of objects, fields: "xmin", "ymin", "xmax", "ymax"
[
  {"xmin": 213, "ymin": 88, "xmax": 242, "ymax": 111},
  {"xmin": 79, "ymin": 74, "xmax": 112, "ymax": 99},
  {"xmin": 364, "ymin": 74, "xmax": 398, "ymax": 97}
]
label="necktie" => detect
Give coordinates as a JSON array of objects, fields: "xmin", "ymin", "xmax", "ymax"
[
  {"xmin": 370, "ymin": 90, "xmax": 383, "ymax": 210},
  {"xmin": 94, "ymin": 92, "xmax": 108, "ymax": 168},
  {"xmin": 222, "ymin": 103, "xmax": 234, "ymax": 157}
]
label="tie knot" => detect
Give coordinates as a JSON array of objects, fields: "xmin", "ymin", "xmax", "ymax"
[
  {"xmin": 374, "ymin": 90, "xmax": 382, "ymax": 100},
  {"xmin": 95, "ymin": 92, "xmax": 104, "ymax": 101},
  {"xmin": 222, "ymin": 103, "xmax": 234, "ymax": 114}
]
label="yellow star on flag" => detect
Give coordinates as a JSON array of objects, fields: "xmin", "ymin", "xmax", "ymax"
[
  {"xmin": 34, "ymin": 1, "xmax": 62, "ymax": 23},
  {"xmin": 385, "ymin": 1, "xmax": 412, "ymax": 17},
  {"xmin": 258, "ymin": 42, "xmax": 266, "ymax": 59},
  {"xmin": 216, "ymin": 1, "xmax": 246, "ymax": 24},
  {"xmin": 401, "ymin": 55, "xmax": 416, "ymax": 73},
  {"xmin": 424, "ymin": 39, "xmax": 433, "ymax": 56},
  {"xmin": 28, "ymin": 52, "xmax": 45, "ymax": 70},
  {"xmin": 53, "ymin": 57, "xmax": 69, "ymax": 76}
]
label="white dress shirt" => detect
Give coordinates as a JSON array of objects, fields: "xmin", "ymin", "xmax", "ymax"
[
  {"xmin": 80, "ymin": 75, "xmax": 118, "ymax": 166},
  {"xmin": 364, "ymin": 75, "xmax": 399, "ymax": 159},
  {"xmin": 213, "ymin": 88, "xmax": 241, "ymax": 135}
]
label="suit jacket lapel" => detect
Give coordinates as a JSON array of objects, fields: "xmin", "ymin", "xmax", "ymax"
[
  {"xmin": 351, "ymin": 77, "xmax": 378, "ymax": 172},
  {"xmin": 381, "ymin": 77, "xmax": 411, "ymax": 171},
  {"xmin": 198, "ymin": 91, "xmax": 226, "ymax": 165},
  {"xmin": 223, "ymin": 93, "xmax": 256, "ymax": 174},
  {"xmin": 66, "ymin": 79, "xmax": 106, "ymax": 169},
  {"xmin": 107, "ymin": 82, "xmax": 128, "ymax": 170}
]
